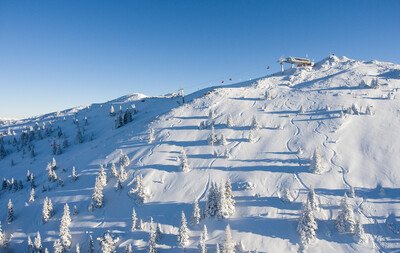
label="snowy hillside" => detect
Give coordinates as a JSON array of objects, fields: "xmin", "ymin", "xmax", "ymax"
[{"xmin": 1, "ymin": 56, "xmax": 400, "ymax": 253}]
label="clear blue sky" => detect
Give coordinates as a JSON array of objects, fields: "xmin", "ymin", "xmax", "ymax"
[{"xmin": 0, "ymin": 0, "xmax": 399, "ymax": 119}]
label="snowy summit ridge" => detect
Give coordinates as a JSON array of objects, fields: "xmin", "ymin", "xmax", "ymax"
[{"xmin": 0, "ymin": 56, "xmax": 400, "ymax": 252}]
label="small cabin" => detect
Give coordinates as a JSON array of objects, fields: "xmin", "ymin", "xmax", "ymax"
[{"xmin": 279, "ymin": 56, "xmax": 314, "ymax": 72}]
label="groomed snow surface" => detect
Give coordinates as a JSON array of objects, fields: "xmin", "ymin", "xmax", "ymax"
[{"xmin": 1, "ymin": 56, "xmax": 400, "ymax": 252}]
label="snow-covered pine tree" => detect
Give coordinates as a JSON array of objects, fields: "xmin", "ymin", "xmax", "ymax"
[
  {"xmin": 235, "ymin": 241, "xmax": 245, "ymax": 252},
  {"xmin": 192, "ymin": 199, "xmax": 201, "ymax": 225},
  {"xmin": 198, "ymin": 230, "xmax": 207, "ymax": 253},
  {"xmin": 125, "ymin": 244, "xmax": 133, "ymax": 253},
  {"xmin": 98, "ymin": 233, "xmax": 118, "ymax": 253},
  {"xmin": 110, "ymin": 105, "xmax": 116, "ymax": 116},
  {"xmin": 91, "ymin": 176, "xmax": 104, "ymax": 209},
  {"xmin": 216, "ymin": 183, "xmax": 228, "ymax": 219},
  {"xmin": 0, "ymin": 222, "xmax": 6, "ymax": 248},
  {"xmin": 307, "ymin": 186, "xmax": 318, "ymax": 211},
  {"xmin": 310, "ymin": 149, "xmax": 323, "ymax": 174},
  {"xmin": 119, "ymin": 152, "xmax": 130, "ymax": 167},
  {"xmin": 219, "ymin": 134, "xmax": 228, "ymax": 146},
  {"xmin": 88, "ymin": 235, "xmax": 95, "ymax": 253},
  {"xmin": 115, "ymin": 178, "xmax": 123, "ymax": 190},
  {"xmin": 139, "ymin": 219, "xmax": 144, "ymax": 230},
  {"xmin": 119, "ymin": 165, "xmax": 128, "ymax": 182},
  {"xmin": 128, "ymin": 208, "xmax": 137, "ymax": 232},
  {"xmin": 98, "ymin": 165, "xmax": 107, "ymax": 186},
  {"xmin": 226, "ymin": 114, "xmax": 233, "ymax": 127},
  {"xmin": 155, "ymin": 223, "xmax": 162, "ymax": 242},
  {"xmin": 44, "ymin": 248, "xmax": 49, "ymax": 253},
  {"xmin": 264, "ymin": 90, "xmax": 272, "ymax": 100},
  {"xmin": 29, "ymin": 187, "xmax": 35, "ymax": 202},
  {"xmin": 148, "ymin": 222, "xmax": 157, "ymax": 253},
  {"xmin": 215, "ymin": 243, "xmax": 221, "ymax": 253},
  {"xmin": 225, "ymin": 179, "xmax": 235, "ymax": 217},
  {"xmin": 110, "ymin": 163, "xmax": 118, "ymax": 178},
  {"xmin": 60, "ymin": 203, "xmax": 72, "ymax": 250},
  {"xmin": 177, "ymin": 211, "xmax": 190, "ymax": 248},
  {"xmin": 71, "ymin": 166, "xmax": 78, "ymax": 181},
  {"xmin": 205, "ymin": 182, "xmax": 219, "ymax": 217},
  {"xmin": 208, "ymin": 126, "xmax": 218, "ymax": 146},
  {"xmin": 42, "ymin": 197, "xmax": 53, "ymax": 223},
  {"xmin": 33, "ymin": 231, "xmax": 42, "ymax": 253},
  {"xmin": 148, "ymin": 128, "xmax": 155, "ymax": 144},
  {"xmin": 7, "ymin": 199, "xmax": 14, "ymax": 223},
  {"xmin": 27, "ymin": 235, "xmax": 33, "ymax": 250},
  {"xmin": 223, "ymin": 225, "xmax": 235, "ymax": 253},
  {"xmin": 53, "ymin": 239, "xmax": 63, "ymax": 253},
  {"xmin": 336, "ymin": 194, "xmax": 356, "ymax": 234},
  {"xmin": 202, "ymin": 225, "xmax": 208, "ymax": 240},
  {"xmin": 224, "ymin": 147, "xmax": 231, "ymax": 159},
  {"xmin": 179, "ymin": 149, "xmax": 190, "ymax": 172},
  {"xmin": 130, "ymin": 175, "xmax": 148, "ymax": 204},
  {"xmin": 354, "ymin": 220, "xmax": 367, "ymax": 244},
  {"xmin": 250, "ymin": 116, "xmax": 260, "ymax": 130},
  {"xmin": 297, "ymin": 201, "xmax": 318, "ymax": 248},
  {"xmin": 75, "ymin": 243, "xmax": 80, "ymax": 253}
]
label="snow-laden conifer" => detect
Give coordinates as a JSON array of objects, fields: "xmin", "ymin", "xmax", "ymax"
[
  {"xmin": 148, "ymin": 221, "xmax": 157, "ymax": 253},
  {"xmin": 177, "ymin": 211, "xmax": 190, "ymax": 248},
  {"xmin": 192, "ymin": 199, "xmax": 201, "ymax": 225},
  {"xmin": 91, "ymin": 176, "xmax": 104, "ymax": 209},
  {"xmin": 226, "ymin": 114, "xmax": 233, "ymax": 127},
  {"xmin": 29, "ymin": 187, "xmax": 36, "ymax": 202},
  {"xmin": 219, "ymin": 134, "xmax": 228, "ymax": 146},
  {"xmin": 98, "ymin": 233, "xmax": 118, "ymax": 253},
  {"xmin": 224, "ymin": 179, "xmax": 235, "ymax": 217},
  {"xmin": 0, "ymin": 222, "xmax": 5, "ymax": 247},
  {"xmin": 297, "ymin": 201, "xmax": 318, "ymax": 248},
  {"xmin": 208, "ymin": 126, "xmax": 218, "ymax": 146},
  {"xmin": 98, "ymin": 165, "xmax": 107, "ymax": 186},
  {"xmin": 33, "ymin": 231, "xmax": 42, "ymax": 253},
  {"xmin": 119, "ymin": 152, "xmax": 130, "ymax": 167},
  {"xmin": 110, "ymin": 105, "xmax": 116, "ymax": 116},
  {"xmin": 198, "ymin": 230, "xmax": 207, "ymax": 253},
  {"xmin": 42, "ymin": 197, "xmax": 54, "ymax": 223},
  {"xmin": 205, "ymin": 182, "xmax": 219, "ymax": 217},
  {"xmin": 251, "ymin": 116, "xmax": 260, "ymax": 130},
  {"xmin": 202, "ymin": 225, "xmax": 208, "ymax": 241},
  {"xmin": 336, "ymin": 194, "xmax": 356, "ymax": 234},
  {"xmin": 60, "ymin": 203, "xmax": 72, "ymax": 250},
  {"xmin": 119, "ymin": 165, "xmax": 128, "ymax": 182},
  {"xmin": 53, "ymin": 239, "xmax": 63, "ymax": 253},
  {"xmin": 129, "ymin": 175, "xmax": 148, "ymax": 204},
  {"xmin": 179, "ymin": 149, "xmax": 190, "ymax": 172},
  {"xmin": 131, "ymin": 208, "xmax": 138, "ymax": 231},
  {"xmin": 75, "ymin": 243, "xmax": 80, "ymax": 253},
  {"xmin": 155, "ymin": 223, "xmax": 162, "ymax": 242},
  {"xmin": 354, "ymin": 220, "xmax": 367, "ymax": 244},
  {"xmin": 223, "ymin": 225, "xmax": 235, "ymax": 253},
  {"xmin": 71, "ymin": 166, "xmax": 78, "ymax": 181},
  {"xmin": 125, "ymin": 244, "xmax": 133, "ymax": 253},
  {"xmin": 110, "ymin": 163, "xmax": 118, "ymax": 178},
  {"xmin": 307, "ymin": 186, "xmax": 318, "ymax": 211},
  {"xmin": 7, "ymin": 199, "xmax": 13, "ymax": 223},
  {"xmin": 148, "ymin": 128, "xmax": 155, "ymax": 144},
  {"xmin": 88, "ymin": 235, "xmax": 95, "ymax": 253},
  {"xmin": 310, "ymin": 149, "xmax": 323, "ymax": 174}
]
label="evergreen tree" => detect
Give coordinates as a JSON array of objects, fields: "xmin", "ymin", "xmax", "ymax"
[
  {"xmin": 88, "ymin": 235, "xmax": 95, "ymax": 253},
  {"xmin": 224, "ymin": 148, "xmax": 231, "ymax": 159},
  {"xmin": 125, "ymin": 244, "xmax": 133, "ymax": 253},
  {"xmin": 297, "ymin": 201, "xmax": 318, "ymax": 248},
  {"xmin": 0, "ymin": 222, "xmax": 6, "ymax": 247},
  {"xmin": 155, "ymin": 223, "xmax": 162, "ymax": 242},
  {"xmin": 177, "ymin": 212, "xmax": 190, "ymax": 248},
  {"xmin": 119, "ymin": 152, "xmax": 130, "ymax": 167},
  {"xmin": 205, "ymin": 183, "xmax": 219, "ymax": 217},
  {"xmin": 180, "ymin": 149, "xmax": 190, "ymax": 172},
  {"xmin": 110, "ymin": 105, "xmax": 116, "ymax": 116},
  {"xmin": 310, "ymin": 149, "xmax": 323, "ymax": 174},
  {"xmin": 208, "ymin": 126, "xmax": 218, "ymax": 146},
  {"xmin": 202, "ymin": 225, "xmax": 208, "ymax": 240},
  {"xmin": 148, "ymin": 128, "xmax": 155, "ymax": 144},
  {"xmin": 224, "ymin": 179, "xmax": 235, "ymax": 217},
  {"xmin": 60, "ymin": 203, "xmax": 72, "ymax": 250},
  {"xmin": 129, "ymin": 175, "xmax": 147, "ymax": 204},
  {"xmin": 53, "ymin": 239, "xmax": 63, "ymax": 253},
  {"xmin": 307, "ymin": 186, "xmax": 318, "ymax": 211},
  {"xmin": 251, "ymin": 116, "xmax": 260, "ymax": 130},
  {"xmin": 131, "ymin": 208, "xmax": 138, "ymax": 231},
  {"xmin": 264, "ymin": 90, "xmax": 272, "ymax": 100},
  {"xmin": 75, "ymin": 243, "xmax": 80, "ymax": 253},
  {"xmin": 71, "ymin": 167, "xmax": 78, "ymax": 181},
  {"xmin": 219, "ymin": 134, "xmax": 228, "ymax": 146},
  {"xmin": 119, "ymin": 165, "xmax": 128, "ymax": 182},
  {"xmin": 215, "ymin": 243, "xmax": 221, "ymax": 253},
  {"xmin": 336, "ymin": 194, "xmax": 356, "ymax": 234},
  {"xmin": 42, "ymin": 197, "xmax": 53, "ymax": 223},
  {"xmin": 148, "ymin": 222, "xmax": 157, "ymax": 253},
  {"xmin": 27, "ymin": 235, "xmax": 33, "ymax": 250},
  {"xmin": 223, "ymin": 225, "xmax": 235, "ymax": 253},
  {"xmin": 226, "ymin": 114, "xmax": 233, "ymax": 127},
  {"xmin": 198, "ymin": 229, "xmax": 207, "ymax": 253},
  {"xmin": 110, "ymin": 163, "xmax": 118, "ymax": 178},
  {"xmin": 354, "ymin": 220, "xmax": 367, "ymax": 244},
  {"xmin": 98, "ymin": 233, "xmax": 118, "ymax": 253},
  {"xmin": 29, "ymin": 188, "xmax": 36, "ymax": 202},
  {"xmin": 98, "ymin": 165, "xmax": 107, "ymax": 186},
  {"xmin": 192, "ymin": 199, "xmax": 201, "ymax": 225},
  {"xmin": 7, "ymin": 199, "xmax": 14, "ymax": 223},
  {"xmin": 217, "ymin": 184, "xmax": 228, "ymax": 219},
  {"xmin": 33, "ymin": 231, "xmax": 42, "ymax": 253},
  {"xmin": 91, "ymin": 177, "xmax": 104, "ymax": 209}
]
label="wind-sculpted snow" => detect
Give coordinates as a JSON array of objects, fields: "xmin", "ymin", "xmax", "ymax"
[{"xmin": 0, "ymin": 56, "xmax": 400, "ymax": 252}]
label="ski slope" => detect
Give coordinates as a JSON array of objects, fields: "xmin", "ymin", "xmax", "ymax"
[{"xmin": 1, "ymin": 55, "xmax": 400, "ymax": 252}]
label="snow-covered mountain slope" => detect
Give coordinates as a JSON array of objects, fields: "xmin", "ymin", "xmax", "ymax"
[{"xmin": 1, "ymin": 56, "xmax": 400, "ymax": 252}]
